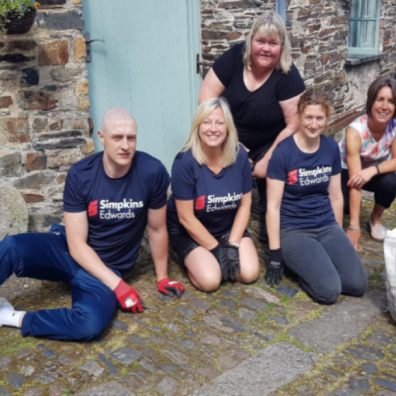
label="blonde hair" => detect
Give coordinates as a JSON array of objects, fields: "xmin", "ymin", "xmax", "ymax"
[
  {"xmin": 243, "ymin": 12, "xmax": 292, "ymax": 74},
  {"xmin": 182, "ymin": 98, "xmax": 239, "ymax": 168}
]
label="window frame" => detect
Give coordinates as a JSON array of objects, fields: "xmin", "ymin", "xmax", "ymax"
[{"xmin": 347, "ymin": 0, "xmax": 381, "ymax": 58}]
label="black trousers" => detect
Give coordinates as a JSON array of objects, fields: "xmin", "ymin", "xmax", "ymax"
[{"xmin": 341, "ymin": 169, "xmax": 396, "ymax": 212}]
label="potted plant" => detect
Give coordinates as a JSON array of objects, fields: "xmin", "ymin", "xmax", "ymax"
[{"xmin": 0, "ymin": 0, "xmax": 40, "ymax": 34}]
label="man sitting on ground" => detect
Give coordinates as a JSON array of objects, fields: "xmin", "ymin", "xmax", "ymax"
[{"xmin": 0, "ymin": 108, "xmax": 185, "ymax": 341}]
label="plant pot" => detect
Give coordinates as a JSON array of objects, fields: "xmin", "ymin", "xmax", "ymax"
[{"xmin": 4, "ymin": 8, "xmax": 36, "ymax": 34}]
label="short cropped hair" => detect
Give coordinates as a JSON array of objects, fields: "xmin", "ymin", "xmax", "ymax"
[
  {"xmin": 182, "ymin": 98, "xmax": 239, "ymax": 168},
  {"xmin": 297, "ymin": 89, "xmax": 332, "ymax": 119},
  {"xmin": 366, "ymin": 76, "xmax": 396, "ymax": 118},
  {"xmin": 243, "ymin": 12, "xmax": 292, "ymax": 74}
]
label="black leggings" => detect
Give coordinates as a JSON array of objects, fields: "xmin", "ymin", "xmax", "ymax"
[{"xmin": 341, "ymin": 169, "xmax": 396, "ymax": 211}]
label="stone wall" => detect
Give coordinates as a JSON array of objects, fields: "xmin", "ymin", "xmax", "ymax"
[
  {"xmin": 200, "ymin": 0, "xmax": 396, "ymax": 122},
  {"xmin": 0, "ymin": 0, "xmax": 92, "ymax": 232},
  {"xmin": 1, "ymin": 1, "xmax": 395, "ymax": 232}
]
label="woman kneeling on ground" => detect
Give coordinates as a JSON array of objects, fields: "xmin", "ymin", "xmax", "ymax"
[
  {"xmin": 265, "ymin": 89, "xmax": 367, "ymax": 304},
  {"xmin": 167, "ymin": 98, "xmax": 260, "ymax": 292},
  {"xmin": 339, "ymin": 76, "xmax": 396, "ymax": 248}
]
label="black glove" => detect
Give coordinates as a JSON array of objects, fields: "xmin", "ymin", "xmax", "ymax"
[
  {"xmin": 221, "ymin": 244, "xmax": 240, "ymax": 282},
  {"xmin": 210, "ymin": 244, "xmax": 240, "ymax": 282},
  {"xmin": 265, "ymin": 249, "xmax": 283, "ymax": 287}
]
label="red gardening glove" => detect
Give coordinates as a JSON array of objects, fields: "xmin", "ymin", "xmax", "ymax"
[
  {"xmin": 113, "ymin": 280, "xmax": 143, "ymax": 313},
  {"xmin": 157, "ymin": 278, "xmax": 185, "ymax": 298}
]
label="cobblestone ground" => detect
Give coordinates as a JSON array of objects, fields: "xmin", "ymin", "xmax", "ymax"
[{"xmin": 0, "ymin": 192, "xmax": 395, "ymax": 396}]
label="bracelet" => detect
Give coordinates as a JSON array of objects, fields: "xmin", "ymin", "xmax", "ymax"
[
  {"xmin": 375, "ymin": 164, "xmax": 380, "ymax": 175},
  {"xmin": 228, "ymin": 241, "xmax": 240, "ymax": 248},
  {"xmin": 347, "ymin": 225, "xmax": 360, "ymax": 231}
]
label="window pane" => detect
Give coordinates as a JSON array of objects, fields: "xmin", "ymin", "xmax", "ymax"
[{"xmin": 348, "ymin": 0, "xmax": 380, "ymax": 54}]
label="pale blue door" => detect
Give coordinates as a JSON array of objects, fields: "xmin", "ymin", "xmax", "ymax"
[{"xmin": 82, "ymin": 0, "xmax": 201, "ymax": 169}]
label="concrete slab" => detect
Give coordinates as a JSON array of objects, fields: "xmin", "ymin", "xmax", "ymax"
[
  {"xmin": 288, "ymin": 290, "xmax": 385, "ymax": 353},
  {"xmin": 75, "ymin": 381, "xmax": 135, "ymax": 396},
  {"xmin": 193, "ymin": 343, "xmax": 316, "ymax": 396}
]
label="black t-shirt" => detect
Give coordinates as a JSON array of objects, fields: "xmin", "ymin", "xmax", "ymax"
[{"xmin": 213, "ymin": 42, "xmax": 305, "ymax": 155}]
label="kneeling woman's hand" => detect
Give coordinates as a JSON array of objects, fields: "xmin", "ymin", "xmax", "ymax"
[
  {"xmin": 210, "ymin": 244, "xmax": 240, "ymax": 282},
  {"xmin": 265, "ymin": 249, "xmax": 284, "ymax": 287}
]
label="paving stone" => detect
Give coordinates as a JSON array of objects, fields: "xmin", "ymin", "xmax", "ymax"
[
  {"xmin": 163, "ymin": 322, "xmax": 180, "ymax": 333},
  {"xmin": 361, "ymin": 363, "xmax": 378, "ymax": 373},
  {"xmin": 220, "ymin": 316, "xmax": 245, "ymax": 332},
  {"xmin": 35, "ymin": 371, "xmax": 57, "ymax": 385},
  {"xmin": 193, "ymin": 343, "xmax": 316, "ymax": 396},
  {"xmin": 348, "ymin": 377, "xmax": 371, "ymax": 392},
  {"xmin": 58, "ymin": 355, "xmax": 73, "ymax": 366},
  {"xmin": 127, "ymin": 335, "xmax": 146, "ymax": 345},
  {"xmin": 139, "ymin": 357, "xmax": 156, "ymax": 373},
  {"xmin": 80, "ymin": 360, "xmax": 105, "ymax": 377},
  {"xmin": 75, "ymin": 381, "xmax": 135, "ymax": 396},
  {"xmin": 160, "ymin": 364, "xmax": 179, "ymax": 374},
  {"xmin": 0, "ymin": 387, "xmax": 10, "ymax": 396},
  {"xmin": 240, "ymin": 297, "xmax": 268, "ymax": 311},
  {"xmin": 253, "ymin": 331, "xmax": 275, "ymax": 342},
  {"xmin": 374, "ymin": 378, "xmax": 396, "ymax": 392},
  {"xmin": 365, "ymin": 331, "xmax": 393, "ymax": 347},
  {"xmin": 268, "ymin": 315, "xmax": 288, "ymax": 325},
  {"xmin": 187, "ymin": 298, "xmax": 211, "ymax": 312},
  {"xmin": 200, "ymin": 335, "xmax": 222, "ymax": 345},
  {"xmin": 0, "ymin": 357, "xmax": 11, "ymax": 369},
  {"xmin": 345, "ymin": 345, "xmax": 384, "ymax": 360},
  {"xmin": 161, "ymin": 348, "xmax": 189, "ymax": 366},
  {"xmin": 112, "ymin": 319, "xmax": 128, "ymax": 331},
  {"xmin": 244, "ymin": 286, "xmax": 281, "ymax": 304},
  {"xmin": 276, "ymin": 284, "xmax": 299, "ymax": 297},
  {"xmin": 19, "ymin": 365, "xmax": 35, "ymax": 376},
  {"xmin": 175, "ymin": 305, "xmax": 196, "ymax": 318},
  {"xmin": 203, "ymin": 315, "xmax": 234, "ymax": 333},
  {"xmin": 176, "ymin": 339, "xmax": 195, "ymax": 350},
  {"xmin": 156, "ymin": 376, "xmax": 179, "ymax": 396},
  {"xmin": 220, "ymin": 300, "xmax": 237, "ymax": 310},
  {"xmin": 288, "ymin": 292, "xmax": 383, "ymax": 353},
  {"xmin": 8, "ymin": 372, "xmax": 24, "ymax": 388},
  {"xmin": 36, "ymin": 344, "xmax": 56, "ymax": 359},
  {"xmin": 97, "ymin": 353, "xmax": 118, "ymax": 375},
  {"xmin": 22, "ymin": 388, "xmax": 43, "ymax": 396},
  {"xmin": 111, "ymin": 347, "xmax": 142, "ymax": 366},
  {"xmin": 238, "ymin": 307, "xmax": 256, "ymax": 321}
]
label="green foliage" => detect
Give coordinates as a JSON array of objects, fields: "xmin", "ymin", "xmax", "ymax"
[{"xmin": 0, "ymin": 0, "xmax": 36, "ymax": 19}]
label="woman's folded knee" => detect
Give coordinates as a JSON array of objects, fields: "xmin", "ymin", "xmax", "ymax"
[{"xmin": 311, "ymin": 283, "xmax": 341, "ymax": 305}]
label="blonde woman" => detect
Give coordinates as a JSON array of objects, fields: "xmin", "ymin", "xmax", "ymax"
[{"xmin": 167, "ymin": 98, "xmax": 259, "ymax": 292}]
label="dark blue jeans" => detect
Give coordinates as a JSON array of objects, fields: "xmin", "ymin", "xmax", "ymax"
[
  {"xmin": 281, "ymin": 224, "xmax": 367, "ymax": 304},
  {"xmin": 0, "ymin": 226, "xmax": 117, "ymax": 341}
]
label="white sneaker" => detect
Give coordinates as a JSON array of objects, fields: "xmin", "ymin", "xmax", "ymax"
[
  {"xmin": 0, "ymin": 297, "xmax": 15, "ymax": 327},
  {"xmin": 368, "ymin": 221, "xmax": 388, "ymax": 241}
]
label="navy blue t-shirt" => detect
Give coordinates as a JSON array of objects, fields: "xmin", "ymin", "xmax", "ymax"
[
  {"xmin": 267, "ymin": 135, "xmax": 341, "ymax": 230},
  {"xmin": 167, "ymin": 146, "xmax": 252, "ymax": 237},
  {"xmin": 213, "ymin": 43, "xmax": 305, "ymax": 154},
  {"xmin": 63, "ymin": 151, "xmax": 169, "ymax": 271}
]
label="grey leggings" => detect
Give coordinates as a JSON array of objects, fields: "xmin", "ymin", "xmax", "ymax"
[{"xmin": 281, "ymin": 224, "xmax": 367, "ymax": 304}]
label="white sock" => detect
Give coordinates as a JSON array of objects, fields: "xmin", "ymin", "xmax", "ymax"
[{"xmin": 0, "ymin": 298, "xmax": 25, "ymax": 328}]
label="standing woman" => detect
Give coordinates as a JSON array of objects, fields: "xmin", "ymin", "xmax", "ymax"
[
  {"xmin": 199, "ymin": 12, "xmax": 305, "ymax": 180},
  {"xmin": 167, "ymin": 98, "xmax": 259, "ymax": 292},
  {"xmin": 265, "ymin": 90, "xmax": 366, "ymax": 304},
  {"xmin": 339, "ymin": 76, "xmax": 396, "ymax": 248}
]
